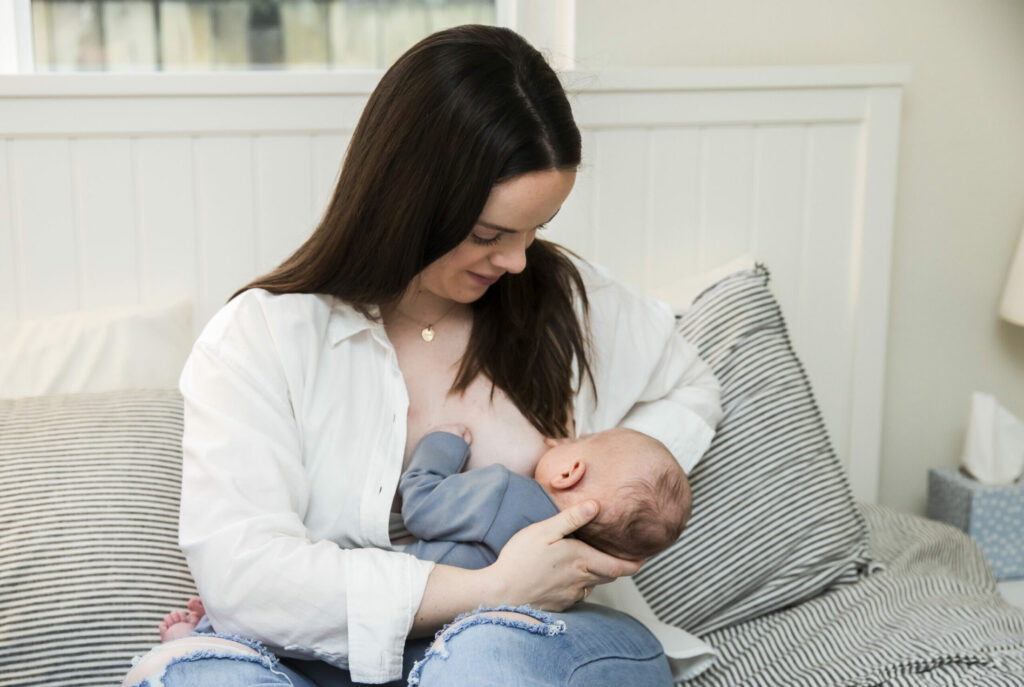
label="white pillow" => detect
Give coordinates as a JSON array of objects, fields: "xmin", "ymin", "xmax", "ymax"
[
  {"xmin": 646, "ymin": 254, "xmax": 758, "ymax": 313},
  {"xmin": 0, "ymin": 300, "xmax": 193, "ymax": 399}
]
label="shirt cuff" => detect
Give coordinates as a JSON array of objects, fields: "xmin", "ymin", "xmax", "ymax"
[
  {"xmin": 346, "ymin": 547, "xmax": 435, "ymax": 683},
  {"xmin": 620, "ymin": 402, "xmax": 715, "ymax": 474}
]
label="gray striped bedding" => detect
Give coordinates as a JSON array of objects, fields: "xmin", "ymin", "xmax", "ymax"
[
  {"xmin": 636, "ymin": 266, "xmax": 872, "ymax": 635},
  {"xmin": 686, "ymin": 503, "xmax": 1024, "ymax": 686},
  {"xmin": 0, "ymin": 390, "xmax": 196, "ymax": 687},
  {"xmin": 1, "ymin": 268, "xmax": 1022, "ymax": 686}
]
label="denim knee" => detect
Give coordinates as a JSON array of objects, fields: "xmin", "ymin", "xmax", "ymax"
[
  {"xmin": 124, "ymin": 633, "xmax": 295, "ymax": 687},
  {"xmin": 408, "ymin": 605, "xmax": 566, "ymax": 685},
  {"xmin": 407, "ymin": 603, "xmax": 671, "ymax": 687}
]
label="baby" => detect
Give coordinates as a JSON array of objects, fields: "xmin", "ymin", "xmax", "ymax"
[
  {"xmin": 397, "ymin": 425, "xmax": 691, "ymax": 568},
  {"xmin": 159, "ymin": 425, "xmax": 691, "ymax": 639}
]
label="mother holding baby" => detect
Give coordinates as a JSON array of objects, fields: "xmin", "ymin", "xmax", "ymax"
[{"xmin": 124, "ymin": 24, "xmax": 721, "ymax": 687}]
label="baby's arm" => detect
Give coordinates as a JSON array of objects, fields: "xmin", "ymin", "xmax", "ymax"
[
  {"xmin": 399, "ymin": 429, "xmax": 510, "ymax": 567},
  {"xmin": 399, "ymin": 429, "xmax": 473, "ymax": 540}
]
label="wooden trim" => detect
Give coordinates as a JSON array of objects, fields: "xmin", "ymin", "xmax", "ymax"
[{"xmin": 0, "ymin": 64, "xmax": 911, "ymax": 98}]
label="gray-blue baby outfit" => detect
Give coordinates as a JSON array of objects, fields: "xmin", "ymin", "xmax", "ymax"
[{"xmin": 398, "ymin": 431, "xmax": 559, "ymax": 569}]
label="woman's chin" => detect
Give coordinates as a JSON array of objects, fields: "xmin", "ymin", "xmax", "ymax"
[{"xmin": 453, "ymin": 280, "xmax": 498, "ymax": 302}]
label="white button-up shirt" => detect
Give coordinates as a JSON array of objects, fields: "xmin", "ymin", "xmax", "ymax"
[{"xmin": 178, "ymin": 259, "xmax": 722, "ymax": 683}]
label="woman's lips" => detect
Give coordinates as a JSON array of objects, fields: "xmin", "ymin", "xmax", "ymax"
[{"xmin": 468, "ymin": 271, "xmax": 501, "ymax": 286}]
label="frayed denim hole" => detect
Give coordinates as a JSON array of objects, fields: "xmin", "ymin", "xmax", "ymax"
[
  {"xmin": 187, "ymin": 631, "xmax": 279, "ymax": 666},
  {"xmin": 431, "ymin": 603, "xmax": 563, "ymax": 644},
  {"xmin": 129, "ymin": 650, "xmax": 280, "ymax": 687},
  {"xmin": 407, "ymin": 606, "xmax": 567, "ymax": 686},
  {"xmin": 443, "ymin": 603, "xmax": 557, "ymax": 630},
  {"xmin": 162, "ymin": 649, "xmax": 282, "ymax": 675}
]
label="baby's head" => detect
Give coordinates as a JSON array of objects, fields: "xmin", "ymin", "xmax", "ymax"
[{"xmin": 534, "ymin": 428, "xmax": 691, "ymax": 560}]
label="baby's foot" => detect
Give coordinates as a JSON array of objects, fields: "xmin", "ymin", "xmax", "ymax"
[{"xmin": 159, "ymin": 598, "xmax": 206, "ymax": 642}]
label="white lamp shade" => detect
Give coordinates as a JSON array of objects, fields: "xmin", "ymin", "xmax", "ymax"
[{"xmin": 1000, "ymin": 225, "xmax": 1024, "ymax": 326}]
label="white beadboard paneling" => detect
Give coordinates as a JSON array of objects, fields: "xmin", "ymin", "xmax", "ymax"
[
  {"xmin": 547, "ymin": 128, "xmax": 596, "ymax": 257},
  {"xmin": 846, "ymin": 86, "xmax": 903, "ymax": 502},
  {"xmin": 0, "ymin": 140, "xmax": 16, "ymax": 319},
  {"xmin": 2, "ymin": 94, "xmax": 373, "ymax": 136},
  {"xmin": 592, "ymin": 129, "xmax": 648, "ymax": 287},
  {"xmin": 573, "ymin": 88, "xmax": 868, "ymax": 129},
  {"xmin": 647, "ymin": 128, "xmax": 701, "ymax": 290},
  {"xmin": 0, "ymin": 68, "xmax": 910, "ymax": 502},
  {"xmin": 74, "ymin": 138, "xmax": 139, "ymax": 308},
  {"xmin": 194, "ymin": 136, "xmax": 257, "ymax": 325},
  {"xmin": 700, "ymin": 127, "xmax": 757, "ymax": 271},
  {"xmin": 9, "ymin": 139, "xmax": 79, "ymax": 316},
  {"xmin": 311, "ymin": 132, "xmax": 350, "ymax": 225},
  {"xmin": 136, "ymin": 137, "xmax": 197, "ymax": 306},
  {"xmin": 752, "ymin": 126, "xmax": 807, "ymax": 330},
  {"xmin": 797, "ymin": 123, "xmax": 860, "ymax": 463},
  {"xmin": 255, "ymin": 135, "xmax": 316, "ymax": 274}
]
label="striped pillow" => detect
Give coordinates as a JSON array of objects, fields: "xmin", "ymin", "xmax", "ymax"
[
  {"xmin": 0, "ymin": 389, "xmax": 195, "ymax": 687},
  {"xmin": 634, "ymin": 265, "xmax": 872, "ymax": 635}
]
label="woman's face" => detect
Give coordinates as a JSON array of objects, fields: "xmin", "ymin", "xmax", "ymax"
[{"xmin": 418, "ymin": 168, "xmax": 577, "ymax": 303}]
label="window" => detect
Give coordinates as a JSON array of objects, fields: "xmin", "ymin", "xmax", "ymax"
[
  {"xmin": 24, "ymin": 0, "xmax": 497, "ymax": 72},
  {"xmin": 1, "ymin": 0, "xmax": 573, "ymax": 73}
]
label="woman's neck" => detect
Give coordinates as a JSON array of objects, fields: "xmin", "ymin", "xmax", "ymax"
[{"xmin": 387, "ymin": 279, "xmax": 466, "ymax": 326}]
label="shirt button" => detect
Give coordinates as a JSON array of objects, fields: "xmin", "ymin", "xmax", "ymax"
[{"xmin": 378, "ymin": 485, "xmax": 383, "ymax": 494}]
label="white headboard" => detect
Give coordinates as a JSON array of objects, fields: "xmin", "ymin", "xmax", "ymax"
[{"xmin": 0, "ymin": 66, "xmax": 909, "ymax": 502}]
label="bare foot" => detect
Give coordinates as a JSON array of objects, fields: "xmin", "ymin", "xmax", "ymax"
[{"xmin": 158, "ymin": 598, "xmax": 206, "ymax": 642}]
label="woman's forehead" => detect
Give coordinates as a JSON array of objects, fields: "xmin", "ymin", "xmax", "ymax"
[{"xmin": 479, "ymin": 169, "xmax": 576, "ymax": 229}]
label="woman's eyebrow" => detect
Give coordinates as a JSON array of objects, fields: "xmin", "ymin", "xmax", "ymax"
[{"xmin": 477, "ymin": 210, "xmax": 561, "ymax": 234}]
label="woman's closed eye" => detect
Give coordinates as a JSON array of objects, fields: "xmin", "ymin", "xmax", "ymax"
[
  {"xmin": 470, "ymin": 223, "xmax": 547, "ymax": 246},
  {"xmin": 470, "ymin": 230, "xmax": 502, "ymax": 246}
]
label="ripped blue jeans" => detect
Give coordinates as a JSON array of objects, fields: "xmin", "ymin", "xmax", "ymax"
[{"xmin": 124, "ymin": 603, "xmax": 672, "ymax": 686}]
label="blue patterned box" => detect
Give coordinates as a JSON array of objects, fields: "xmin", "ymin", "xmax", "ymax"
[{"xmin": 927, "ymin": 468, "xmax": 1024, "ymax": 580}]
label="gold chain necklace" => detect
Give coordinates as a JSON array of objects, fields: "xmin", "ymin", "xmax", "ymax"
[{"xmin": 394, "ymin": 302, "xmax": 459, "ymax": 342}]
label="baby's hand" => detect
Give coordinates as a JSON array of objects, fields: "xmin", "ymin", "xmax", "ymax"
[{"xmin": 432, "ymin": 423, "xmax": 472, "ymax": 445}]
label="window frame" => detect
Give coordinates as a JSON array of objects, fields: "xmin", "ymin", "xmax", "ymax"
[
  {"xmin": 0, "ymin": 0, "xmax": 573, "ymax": 74},
  {"xmin": 1, "ymin": 0, "xmax": 34, "ymax": 72}
]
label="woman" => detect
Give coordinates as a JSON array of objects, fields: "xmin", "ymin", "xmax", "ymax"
[{"xmin": 124, "ymin": 24, "xmax": 721, "ymax": 687}]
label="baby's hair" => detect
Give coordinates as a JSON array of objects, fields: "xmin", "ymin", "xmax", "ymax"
[{"xmin": 576, "ymin": 461, "xmax": 692, "ymax": 561}]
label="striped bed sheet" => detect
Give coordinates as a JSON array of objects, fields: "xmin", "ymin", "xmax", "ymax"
[{"xmin": 685, "ymin": 503, "xmax": 1024, "ymax": 686}]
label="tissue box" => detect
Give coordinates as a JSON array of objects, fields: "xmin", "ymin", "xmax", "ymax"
[{"xmin": 927, "ymin": 468, "xmax": 1024, "ymax": 580}]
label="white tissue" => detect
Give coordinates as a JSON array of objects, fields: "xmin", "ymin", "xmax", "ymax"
[{"xmin": 961, "ymin": 392, "xmax": 1024, "ymax": 485}]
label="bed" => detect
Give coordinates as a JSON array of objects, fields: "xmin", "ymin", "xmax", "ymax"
[{"xmin": 2, "ymin": 66, "xmax": 1023, "ymax": 686}]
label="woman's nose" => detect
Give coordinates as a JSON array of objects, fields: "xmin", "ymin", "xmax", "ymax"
[{"xmin": 491, "ymin": 240, "xmax": 528, "ymax": 274}]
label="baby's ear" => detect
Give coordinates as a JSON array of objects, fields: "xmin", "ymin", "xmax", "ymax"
[{"xmin": 551, "ymin": 460, "xmax": 586, "ymax": 490}]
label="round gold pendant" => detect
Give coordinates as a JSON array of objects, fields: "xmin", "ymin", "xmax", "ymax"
[{"xmin": 421, "ymin": 326, "xmax": 435, "ymax": 342}]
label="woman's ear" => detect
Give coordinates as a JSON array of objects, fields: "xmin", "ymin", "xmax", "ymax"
[
  {"xmin": 550, "ymin": 460, "xmax": 586, "ymax": 490},
  {"xmin": 544, "ymin": 436, "xmax": 573, "ymax": 449}
]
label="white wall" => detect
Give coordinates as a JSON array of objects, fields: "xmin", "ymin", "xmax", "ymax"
[{"xmin": 576, "ymin": 0, "xmax": 1024, "ymax": 515}]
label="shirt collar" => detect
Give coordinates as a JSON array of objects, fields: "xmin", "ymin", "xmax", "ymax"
[{"xmin": 327, "ymin": 298, "xmax": 382, "ymax": 345}]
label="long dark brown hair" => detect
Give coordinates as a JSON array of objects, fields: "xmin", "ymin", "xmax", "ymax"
[{"xmin": 236, "ymin": 25, "xmax": 593, "ymax": 438}]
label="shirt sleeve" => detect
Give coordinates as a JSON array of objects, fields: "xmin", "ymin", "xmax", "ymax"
[
  {"xmin": 399, "ymin": 432, "xmax": 494, "ymax": 542},
  {"xmin": 580, "ymin": 262, "xmax": 724, "ymax": 474},
  {"xmin": 178, "ymin": 294, "xmax": 434, "ymax": 684}
]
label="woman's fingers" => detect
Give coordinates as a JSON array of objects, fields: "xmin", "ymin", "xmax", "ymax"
[
  {"xmin": 585, "ymin": 552, "xmax": 638, "ymax": 581},
  {"xmin": 488, "ymin": 501, "xmax": 644, "ymax": 611},
  {"xmin": 541, "ymin": 499, "xmax": 600, "ymax": 541},
  {"xmin": 579, "ymin": 547, "xmax": 644, "ymax": 581}
]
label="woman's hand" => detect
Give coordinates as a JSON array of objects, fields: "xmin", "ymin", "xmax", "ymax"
[{"xmin": 485, "ymin": 500, "xmax": 643, "ymax": 611}]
